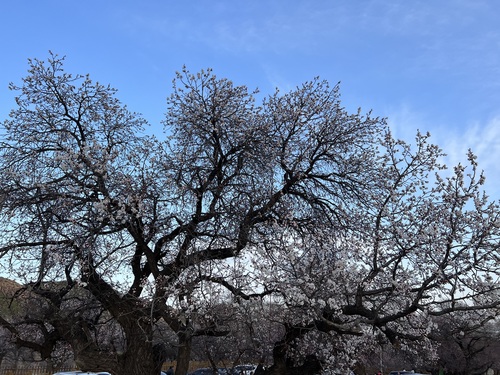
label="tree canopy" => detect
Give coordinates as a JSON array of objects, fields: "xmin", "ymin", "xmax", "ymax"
[{"xmin": 1, "ymin": 54, "xmax": 499, "ymax": 375}]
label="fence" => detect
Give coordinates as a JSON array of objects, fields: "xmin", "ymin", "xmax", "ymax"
[
  {"xmin": 0, "ymin": 365, "xmax": 74, "ymax": 375},
  {"xmin": 0, "ymin": 361, "xmax": 180, "ymax": 375}
]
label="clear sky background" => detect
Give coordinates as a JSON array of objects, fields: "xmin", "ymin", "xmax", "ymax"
[{"xmin": 1, "ymin": 1, "xmax": 500, "ymax": 198}]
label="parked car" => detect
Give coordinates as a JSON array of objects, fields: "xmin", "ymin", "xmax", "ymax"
[
  {"xmin": 54, "ymin": 369, "xmax": 172, "ymax": 375},
  {"xmin": 231, "ymin": 364, "xmax": 257, "ymax": 375},
  {"xmin": 188, "ymin": 368, "xmax": 227, "ymax": 375}
]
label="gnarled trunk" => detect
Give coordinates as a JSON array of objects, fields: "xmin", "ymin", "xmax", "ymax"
[
  {"xmin": 70, "ymin": 315, "xmax": 166, "ymax": 375},
  {"xmin": 73, "ymin": 340, "xmax": 163, "ymax": 375},
  {"xmin": 263, "ymin": 324, "xmax": 322, "ymax": 375}
]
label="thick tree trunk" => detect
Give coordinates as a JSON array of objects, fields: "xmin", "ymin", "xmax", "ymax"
[
  {"xmin": 73, "ymin": 337, "xmax": 164, "ymax": 375},
  {"xmin": 70, "ymin": 316, "xmax": 166, "ymax": 375},
  {"xmin": 263, "ymin": 325, "xmax": 322, "ymax": 375},
  {"xmin": 175, "ymin": 330, "xmax": 193, "ymax": 375},
  {"xmin": 73, "ymin": 340, "xmax": 162, "ymax": 375},
  {"xmin": 118, "ymin": 318, "xmax": 167, "ymax": 375},
  {"xmin": 118, "ymin": 339, "xmax": 160, "ymax": 375}
]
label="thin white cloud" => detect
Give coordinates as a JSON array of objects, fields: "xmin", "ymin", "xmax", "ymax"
[
  {"xmin": 438, "ymin": 117, "xmax": 500, "ymax": 198},
  {"xmin": 388, "ymin": 107, "xmax": 500, "ymax": 200}
]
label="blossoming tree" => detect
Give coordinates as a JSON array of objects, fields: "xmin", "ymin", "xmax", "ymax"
[{"xmin": 1, "ymin": 54, "xmax": 499, "ymax": 375}]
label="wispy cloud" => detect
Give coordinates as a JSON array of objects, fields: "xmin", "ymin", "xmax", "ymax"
[
  {"xmin": 438, "ymin": 117, "xmax": 500, "ymax": 199},
  {"xmin": 388, "ymin": 106, "xmax": 500, "ymax": 200}
]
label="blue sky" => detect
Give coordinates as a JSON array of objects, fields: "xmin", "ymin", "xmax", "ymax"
[{"xmin": 1, "ymin": 1, "xmax": 500, "ymax": 198}]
